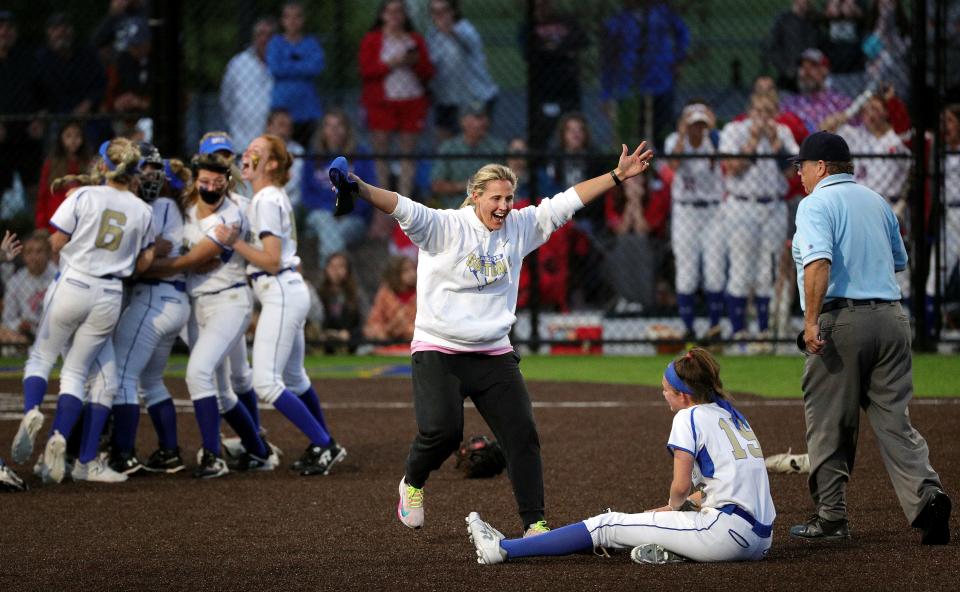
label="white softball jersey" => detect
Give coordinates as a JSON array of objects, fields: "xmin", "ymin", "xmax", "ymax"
[
  {"xmin": 664, "ymin": 132, "xmax": 723, "ymax": 204},
  {"xmin": 182, "ymin": 198, "xmax": 248, "ymax": 297},
  {"xmin": 719, "ymin": 119, "xmax": 799, "ymax": 199},
  {"xmin": 390, "ymin": 188, "xmax": 583, "ymax": 350},
  {"xmin": 836, "ymin": 124, "xmax": 909, "ymax": 201},
  {"xmin": 150, "ymin": 197, "xmax": 186, "ymax": 283},
  {"xmin": 926, "ymin": 151, "xmax": 960, "ymax": 296},
  {"xmin": 244, "ymin": 185, "xmax": 301, "ymax": 275},
  {"xmin": 49, "ymin": 185, "xmax": 155, "ymax": 278}
]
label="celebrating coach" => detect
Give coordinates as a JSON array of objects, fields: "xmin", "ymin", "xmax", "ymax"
[{"xmin": 789, "ymin": 131, "xmax": 950, "ymax": 544}]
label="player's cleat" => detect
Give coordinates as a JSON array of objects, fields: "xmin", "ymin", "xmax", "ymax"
[
  {"xmin": 143, "ymin": 447, "xmax": 186, "ymax": 474},
  {"xmin": 397, "ymin": 478, "xmax": 425, "ymax": 529},
  {"xmin": 11, "ymin": 407, "xmax": 45, "ymax": 464},
  {"xmin": 914, "ymin": 489, "xmax": 951, "ymax": 545},
  {"xmin": 193, "ymin": 449, "xmax": 229, "ymax": 479},
  {"xmin": 43, "ymin": 431, "xmax": 68, "ymax": 484},
  {"xmin": 523, "ymin": 520, "xmax": 550, "ymax": 538},
  {"xmin": 232, "ymin": 451, "xmax": 277, "ymax": 472},
  {"xmin": 109, "ymin": 451, "xmax": 145, "ymax": 476},
  {"xmin": 789, "ymin": 514, "xmax": 851, "ymax": 540},
  {"xmin": 630, "ymin": 543, "xmax": 687, "ymax": 564},
  {"xmin": 221, "ymin": 436, "xmax": 246, "ymax": 461},
  {"xmin": 72, "ymin": 455, "xmax": 129, "ymax": 483},
  {"xmin": 764, "ymin": 448, "xmax": 810, "ymax": 474},
  {"xmin": 466, "ymin": 512, "xmax": 507, "ymax": 565},
  {"xmin": 0, "ymin": 460, "xmax": 27, "ymax": 492},
  {"xmin": 298, "ymin": 440, "xmax": 347, "ymax": 476}
]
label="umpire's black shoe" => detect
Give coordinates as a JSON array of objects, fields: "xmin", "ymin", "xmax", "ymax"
[
  {"xmin": 298, "ymin": 439, "xmax": 347, "ymax": 476},
  {"xmin": 789, "ymin": 514, "xmax": 851, "ymax": 540},
  {"xmin": 913, "ymin": 489, "xmax": 952, "ymax": 545}
]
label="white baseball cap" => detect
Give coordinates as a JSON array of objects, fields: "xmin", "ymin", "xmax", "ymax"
[{"xmin": 683, "ymin": 104, "xmax": 711, "ymax": 125}]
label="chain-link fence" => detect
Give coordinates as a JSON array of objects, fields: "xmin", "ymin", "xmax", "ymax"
[{"xmin": 0, "ymin": 0, "xmax": 958, "ymax": 355}]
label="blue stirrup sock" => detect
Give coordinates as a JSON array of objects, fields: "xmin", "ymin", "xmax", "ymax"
[
  {"xmin": 676, "ymin": 293, "xmax": 695, "ymax": 332},
  {"xmin": 726, "ymin": 295, "xmax": 747, "ymax": 334},
  {"xmin": 500, "ymin": 522, "xmax": 594, "ymax": 559},
  {"xmin": 298, "ymin": 386, "xmax": 330, "ymax": 434},
  {"xmin": 222, "ymin": 403, "xmax": 268, "ymax": 458},
  {"xmin": 274, "ymin": 390, "xmax": 331, "ymax": 447},
  {"xmin": 706, "ymin": 291, "xmax": 724, "ymax": 327},
  {"xmin": 147, "ymin": 398, "xmax": 178, "ymax": 450},
  {"xmin": 50, "ymin": 393, "xmax": 84, "ymax": 439},
  {"xmin": 23, "ymin": 376, "xmax": 47, "ymax": 413},
  {"xmin": 756, "ymin": 296, "xmax": 771, "ymax": 332},
  {"xmin": 111, "ymin": 404, "xmax": 140, "ymax": 455},
  {"xmin": 193, "ymin": 396, "xmax": 221, "ymax": 455},
  {"xmin": 78, "ymin": 403, "xmax": 111, "ymax": 463},
  {"xmin": 237, "ymin": 389, "xmax": 261, "ymax": 432}
]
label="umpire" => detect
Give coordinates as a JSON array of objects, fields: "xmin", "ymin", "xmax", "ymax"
[{"xmin": 789, "ymin": 131, "xmax": 951, "ymax": 544}]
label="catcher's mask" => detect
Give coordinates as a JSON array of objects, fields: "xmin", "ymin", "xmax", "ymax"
[{"xmin": 137, "ymin": 141, "xmax": 165, "ymax": 202}]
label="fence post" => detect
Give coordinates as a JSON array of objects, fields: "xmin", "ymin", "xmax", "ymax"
[
  {"xmin": 909, "ymin": 0, "xmax": 929, "ymax": 350},
  {"xmin": 151, "ymin": 0, "xmax": 183, "ymax": 156},
  {"xmin": 524, "ymin": 0, "xmax": 542, "ymax": 354}
]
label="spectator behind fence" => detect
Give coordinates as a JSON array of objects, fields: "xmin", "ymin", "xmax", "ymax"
[
  {"xmin": 0, "ymin": 11, "xmax": 43, "ymax": 203},
  {"xmin": 862, "ymin": 0, "xmax": 910, "ymax": 100},
  {"xmin": 601, "ymin": 0, "xmax": 689, "ymax": 149},
  {"xmin": 35, "ymin": 121, "xmax": 91, "ymax": 232},
  {"xmin": 35, "ymin": 13, "xmax": 106, "ymax": 121},
  {"xmin": 521, "ymin": 0, "xmax": 589, "ymax": 151},
  {"xmin": 766, "ymin": 0, "xmax": 820, "ymax": 92},
  {"xmin": 359, "ymin": 0, "xmax": 434, "ymax": 199},
  {"xmin": 301, "ymin": 109, "xmax": 376, "ymax": 265},
  {"xmin": 104, "ymin": 16, "xmax": 151, "ymax": 138},
  {"xmin": 267, "ymin": 2, "xmax": 325, "ymax": 147},
  {"xmin": 545, "ymin": 112, "xmax": 607, "ymax": 232},
  {"xmin": 264, "ymin": 108, "xmax": 304, "ymax": 205},
  {"xmin": 664, "ymin": 102, "xmax": 725, "ymax": 339},
  {"xmin": 925, "ymin": 104, "xmax": 960, "ymax": 335},
  {"xmin": 781, "ymin": 48, "xmax": 852, "ymax": 133},
  {"xmin": 822, "ymin": 0, "xmax": 866, "ymax": 93},
  {"xmin": 364, "ymin": 255, "xmax": 417, "ymax": 343},
  {"xmin": 720, "ymin": 92, "xmax": 799, "ymax": 339},
  {"xmin": 220, "ymin": 17, "xmax": 276, "ymax": 152},
  {"xmin": 426, "ymin": 0, "xmax": 498, "ymax": 142},
  {"xmin": 91, "ymin": 0, "xmax": 147, "ymax": 66},
  {"xmin": 3, "ymin": 230, "xmax": 57, "ymax": 342},
  {"xmin": 318, "ymin": 252, "xmax": 369, "ymax": 354},
  {"xmin": 430, "ymin": 102, "xmax": 505, "ymax": 209}
]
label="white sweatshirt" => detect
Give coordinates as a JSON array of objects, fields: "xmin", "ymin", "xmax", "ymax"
[{"xmin": 391, "ymin": 188, "xmax": 583, "ymax": 350}]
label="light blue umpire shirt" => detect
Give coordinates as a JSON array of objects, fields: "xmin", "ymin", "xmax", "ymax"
[{"xmin": 792, "ymin": 173, "xmax": 908, "ymax": 311}]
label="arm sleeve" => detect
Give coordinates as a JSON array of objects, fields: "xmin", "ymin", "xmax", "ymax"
[
  {"xmin": 781, "ymin": 124, "xmax": 800, "ymax": 154},
  {"xmin": 49, "ymin": 190, "xmax": 82, "ymax": 235},
  {"xmin": 412, "ymin": 34, "xmax": 435, "ymax": 81},
  {"xmin": 267, "ymin": 36, "xmax": 323, "ymax": 79},
  {"xmin": 889, "ymin": 208, "xmax": 908, "ymax": 271},
  {"xmin": 718, "ymin": 123, "xmax": 740, "ymax": 153},
  {"xmin": 253, "ymin": 192, "xmax": 285, "ymax": 238},
  {"xmin": 670, "ymin": 10, "xmax": 691, "ymax": 60},
  {"xmin": 454, "ymin": 21, "xmax": 484, "ymax": 57},
  {"xmin": 140, "ymin": 210, "xmax": 157, "ymax": 251},
  {"xmin": 667, "ymin": 408, "xmax": 697, "ymax": 457},
  {"xmin": 795, "ymin": 198, "xmax": 834, "ymax": 265},
  {"xmin": 219, "ymin": 59, "xmax": 237, "ymax": 114},
  {"xmin": 391, "ymin": 194, "xmax": 457, "ymax": 254},
  {"xmin": 514, "ymin": 187, "xmax": 584, "ymax": 256},
  {"xmin": 358, "ymin": 34, "xmax": 391, "ymax": 80},
  {"xmin": 2, "ymin": 278, "xmax": 20, "ymax": 330}
]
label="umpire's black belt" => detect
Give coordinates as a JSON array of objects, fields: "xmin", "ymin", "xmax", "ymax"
[
  {"xmin": 676, "ymin": 200, "xmax": 720, "ymax": 208},
  {"xmin": 820, "ymin": 298, "xmax": 897, "ymax": 314},
  {"xmin": 249, "ymin": 266, "xmax": 295, "ymax": 281},
  {"xmin": 718, "ymin": 504, "xmax": 772, "ymax": 538},
  {"xmin": 733, "ymin": 195, "xmax": 776, "ymax": 204}
]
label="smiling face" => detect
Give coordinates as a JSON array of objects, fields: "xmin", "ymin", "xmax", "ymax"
[
  {"xmin": 242, "ymin": 136, "xmax": 273, "ymax": 182},
  {"xmin": 471, "ymin": 179, "xmax": 515, "ymax": 231}
]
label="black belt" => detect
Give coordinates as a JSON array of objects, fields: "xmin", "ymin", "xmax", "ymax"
[
  {"xmin": 718, "ymin": 504, "xmax": 772, "ymax": 539},
  {"xmin": 250, "ymin": 266, "xmax": 295, "ymax": 281},
  {"xmin": 820, "ymin": 298, "xmax": 897, "ymax": 314},
  {"xmin": 195, "ymin": 282, "xmax": 246, "ymax": 297},
  {"xmin": 677, "ymin": 200, "xmax": 720, "ymax": 208},
  {"xmin": 139, "ymin": 278, "xmax": 187, "ymax": 292},
  {"xmin": 734, "ymin": 195, "xmax": 775, "ymax": 204}
]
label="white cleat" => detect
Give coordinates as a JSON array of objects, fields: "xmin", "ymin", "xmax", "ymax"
[
  {"xmin": 221, "ymin": 436, "xmax": 246, "ymax": 461},
  {"xmin": 397, "ymin": 478, "xmax": 425, "ymax": 529},
  {"xmin": 764, "ymin": 448, "xmax": 811, "ymax": 474},
  {"xmin": 43, "ymin": 431, "xmax": 67, "ymax": 484},
  {"xmin": 630, "ymin": 543, "xmax": 687, "ymax": 565},
  {"xmin": 11, "ymin": 407, "xmax": 45, "ymax": 464},
  {"xmin": 72, "ymin": 455, "xmax": 129, "ymax": 483},
  {"xmin": 466, "ymin": 512, "xmax": 507, "ymax": 565}
]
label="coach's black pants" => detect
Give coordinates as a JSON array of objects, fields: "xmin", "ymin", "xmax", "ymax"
[{"xmin": 405, "ymin": 350, "xmax": 544, "ymax": 528}]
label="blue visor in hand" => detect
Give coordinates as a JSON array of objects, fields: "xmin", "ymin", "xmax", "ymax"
[{"xmin": 328, "ymin": 156, "xmax": 358, "ymax": 217}]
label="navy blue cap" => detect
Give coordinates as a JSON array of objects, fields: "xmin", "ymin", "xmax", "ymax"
[{"xmin": 792, "ymin": 131, "xmax": 851, "ymax": 163}]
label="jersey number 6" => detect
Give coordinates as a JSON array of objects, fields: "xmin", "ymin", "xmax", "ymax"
[
  {"xmin": 95, "ymin": 209, "xmax": 127, "ymax": 252},
  {"xmin": 718, "ymin": 417, "xmax": 763, "ymax": 460}
]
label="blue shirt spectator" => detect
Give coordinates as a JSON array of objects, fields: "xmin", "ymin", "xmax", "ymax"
[{"xmin": 266, "ymin": 3, "xmax": 324, "ymax": 125}]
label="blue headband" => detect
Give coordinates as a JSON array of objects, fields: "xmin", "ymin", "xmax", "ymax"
[
  {"xmin": 665, "ymin": 359, "xmax": 748, "ymax": 429},
  {"xmin": 163, "ymin": 159, "xmax": 185, "ymax": 192},
  {"xmin": 99, "ymin": 141, "xmax": 117, "ymax": 171},
  {"xmin": 665, "ymin": 361, "xmax": 693, "ymax": 395}
]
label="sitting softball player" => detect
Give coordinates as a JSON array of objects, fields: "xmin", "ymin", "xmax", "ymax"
[{"xmin": 467, "ymin": 347, "xmax": 775, "ymax": 565}]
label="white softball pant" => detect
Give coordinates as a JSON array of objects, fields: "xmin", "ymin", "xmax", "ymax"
[
  {"xmin": 671, "ymin": 202, "xmax": 726, "ymax": 294},
  {"xmin": 181, "ymin": 287, "xmax": 254, "ymax": 396},
  {"xmin": 251, "ymin": 271, "xmax": 312, "ymax": 404},
  {"xmin": 185, "ymin": 285, "xmax": 251, "ymax": 411},
  {"xmin": 24, "ymin": 268, "xmax": 123, "ymax": 397},
  {"xmin": 725, "ymin": 198, "xmax": 787, "ymax": 298},
  {"xmin": 926, "ymin": 205, "xmax": 960, "ymax": 296},
  {"xmin": 584, "ymin": 507, "xmax": 771, "ymax": 562}
]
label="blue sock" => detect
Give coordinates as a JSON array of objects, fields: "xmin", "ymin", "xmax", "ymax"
[
  {"xmin": 298, "ymin": 386, "xmax": 330, "ymax": 434},
  {"xmin": 756, "ymin": 296, "xmax": 771, "ymax": 332},
  {"xmin": 50, "ymin": 394, "xmax": 84, "ymax": 439},
  {"xmin": 676, "ymin": 293, "xmax": 695, "ymax": 333},
  {"xmin": 223, "ymin": 404, "xmax": 268, "ymax": 458},
  {"xmin": 500, "ymin": 522, "xmax": 594, "ymax": 559},
  {"xmin": 726, "ymin": 295, "xmax": 747, "ymax": 334},
  {"xmin": 237, "ymin": 389, "xmax": 260, "ymax": 432},
  {"xmin": 193, "ymin": 396, "xmax": 221, "ymax": 455},
  {"xmin": 925, "ymin": 295, "xmax": 936, "ymax": 337},
  {"xmin": 111, "ymin": 404, "xmax": 140, "ymax": 455},
  {"xmin": 23, "ymin": 376, "xmax": 47, "ymax": 413},
  {"xmin": 707, "ymin": 291, "xmax": 724, "ymax": 327},
  {"xmin": 78, "ymin": 403, "xmax": 111, "ymax": 463},
  {"xmin": 147, "ymin": 399, "xmax": 178, "ymax": 450},
  {"xmin": 274, "ymin": 390, "xmax": 331, "ymax": 446}
]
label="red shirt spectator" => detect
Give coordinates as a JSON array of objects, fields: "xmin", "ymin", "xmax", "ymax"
[{"xmin": 35, "ymin": 120, "xmax": 90, "ymax": 231}]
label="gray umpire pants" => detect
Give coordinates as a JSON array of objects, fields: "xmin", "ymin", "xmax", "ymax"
[{"xmin": 802, "ymin": 300, "xmax": 943, "ymax": 525}]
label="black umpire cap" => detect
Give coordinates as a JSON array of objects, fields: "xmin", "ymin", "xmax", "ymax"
[{"xmin": 791, "ymin": 131, "xmax": 851, "ymax": 163}]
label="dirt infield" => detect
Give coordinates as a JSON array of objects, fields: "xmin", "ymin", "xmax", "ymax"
[{"xmin": 0, "ymin": 377, "xmax": 957, "ymax": 591}]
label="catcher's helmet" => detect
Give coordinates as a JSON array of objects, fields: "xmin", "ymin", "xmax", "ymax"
[{"xmin": 137, "ymin": 141, "xmax": 164, "ymax": 201}]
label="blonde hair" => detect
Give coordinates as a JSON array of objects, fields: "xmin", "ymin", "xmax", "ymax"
[
  {"xmin": 51, "ymin": 137, "xmax": 141, "ymax": 192},
  {"xmin": 166, "ymin": 158, "xmax": 192, "ymax": 203},
  {"xmin": 199, "ymin": 130, "xmax": 243, "ymax": 192},
  {"xmin": 459, "ymin": 163, "xmax": 518, "ymax": 208}
]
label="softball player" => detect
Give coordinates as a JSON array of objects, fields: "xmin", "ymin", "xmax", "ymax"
[
  {"xmin": 926, "ymin": 104, "xmax": 960, "ymax": 335},
  {"xmin": 13, "ymin": 138, "xmax": 155, "ymax": 483},
  {"xmin": 218, "ymin": 134, "xmax": 344, "ymax": 476},
  {"xmin": 665, "ymin": 103, "xmax": 725, "ymax": 338},
  {"xmin": 467, "ymin": 348, "xmax": 775, "ymax": 565},
  {"xmin": 720, "ymin": 93, "xmax": 798, "ymax": 337},
  {"xmin": 149, "ymin": 152, "xmax": 271, "ymax": 478}
]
